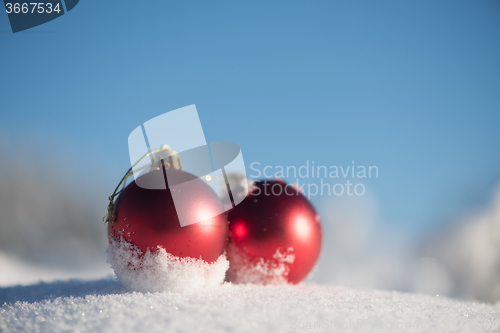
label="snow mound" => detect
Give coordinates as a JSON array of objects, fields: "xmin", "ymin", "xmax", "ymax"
[
  {"xmin": 0, "ymin": 251, "xmax": 112, "ymax": 287},
  {"xmin": 226, "ymin": 243, "xmax": 295, "ymax": 284},
  {"xmin": 106, "ymin": 238, "xmax": 229, "ymax": 293},
  {"xmin": 2, "ymin": 280, "xmax": 500, "ymax": 333}
]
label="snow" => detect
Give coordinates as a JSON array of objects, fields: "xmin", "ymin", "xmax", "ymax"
[
  {"xmin": 225, "ymin": 243, "xmax": 295, "ymax": 285},
  {"xmin": 107, "ymin": 237, "xmax": 229, "ymax": 293},
  {"xmin": 0, "ymin": 251, "xmax": 112, "ymax": 287},
  {"xmin": 2, "ymin": 279, "xmax": 500, "ymax": 333}
]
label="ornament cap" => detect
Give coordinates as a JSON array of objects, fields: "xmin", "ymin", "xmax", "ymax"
[
  {"xmin": 151, "ymin": 144, "xmax": 182, "ymax": 170},
  {"xmin": 104, "ymin": 143, "xmax": 183, "ymax": 223}
]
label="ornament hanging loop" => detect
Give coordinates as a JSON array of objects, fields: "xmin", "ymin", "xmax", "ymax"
[{"xmin": 103, "ymin": 144, "xmax": 181, "ymax": 223}]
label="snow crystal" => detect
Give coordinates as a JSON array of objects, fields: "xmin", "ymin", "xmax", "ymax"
[
  {"xmin": 106, "ymin": 237, "xmax": 229, "ymax": 293},
  {"xmin": 226, "ymin": 243, "xmax": 295, "ymax": 284}
]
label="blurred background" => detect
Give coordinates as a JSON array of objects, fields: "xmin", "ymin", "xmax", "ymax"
[{"xmin": 1, "ymin": 0, "xmax": 499, "ymax": 302}]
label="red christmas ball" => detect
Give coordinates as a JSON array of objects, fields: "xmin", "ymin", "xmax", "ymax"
[
  {"xmin": 107, "ymin": 167, "xmax": 228, "ymax": 263},
  {"xmin": 226, "ymin": 179, "xmax": 322, "ymax": 284}
]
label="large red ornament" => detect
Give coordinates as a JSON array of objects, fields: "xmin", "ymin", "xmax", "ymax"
[
  {"xmin": 226, "ymin": 179, "xmax": 322, "ymax": 284},
  {"xmin": 107, "ymin": 167, "xmax": 228, "ymax": 263}
]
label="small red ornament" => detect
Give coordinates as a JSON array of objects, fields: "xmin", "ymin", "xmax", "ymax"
[
  {"xmin": 107, "ymin": 167, "xmax": 228, "ymax": 263},
  {"xmin": 226, "ymin": 179, "xmax": 322, "ymax": 284}
]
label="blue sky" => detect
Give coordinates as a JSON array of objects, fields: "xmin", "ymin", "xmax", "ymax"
[{"xmin": 1, "ymin": 0, "xmax": 499, "ymax": 238}]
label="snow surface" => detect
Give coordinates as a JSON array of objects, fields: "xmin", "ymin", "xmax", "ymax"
[{"xmin": 2, "ymin": 279, "xmax": 500, "ymax": 333}]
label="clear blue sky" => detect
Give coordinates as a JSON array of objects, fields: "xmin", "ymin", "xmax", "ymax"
[{"xmin": 1, "ymin": 0, "xmax": 499, "ymax": 238}]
